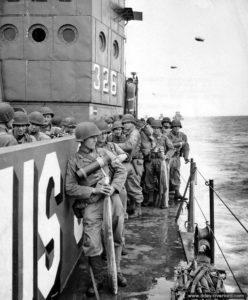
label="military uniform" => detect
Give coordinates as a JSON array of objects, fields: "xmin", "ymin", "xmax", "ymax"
[
  {"xmin": 0, "ymin": 103, "xmax": 17, "ymax": 147},
  {"xmin": 40, "ymin": 124, "xmax": 62, "ymax": 138},
  {"xmin": 13, "ymin": 133, "xmax": 36, "ymax": 144},
  {"xmin": 118, "ymin": 126, "xmax": 144, "ymax": 205},
  {"xmin": 167, "ymin": 130, "xmax": 189, "ymax": 195},
  {"xmin": 96, "ymin": 140, "xmax": 128, "ymax": 217},
  {"xmin": 31, "ymin": 131, "xmax": 50, "ymax": 141},
  {"xmin": 66, "ymin": 146, "xmax": 127, "ymax": 256},
  {"xmin": 0, "ymin": 125, "xmax": 17, "ymax": 147},
  {"xmin": 107, "ymin": 133, "xmax": 126, "ymax": 143},
  {"xmin": 144, "ymin": 135, "xmax": 174, "ymax": 190},
  {"xmin": 12, "ymin": 111, "xmax": 36, "ymax": 144}
]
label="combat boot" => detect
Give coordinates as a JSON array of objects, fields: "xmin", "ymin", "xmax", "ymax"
[
  {"xmin": 87, "ymin": 256, "xmax": 104, "ymax": 297},
  {"xmin": 174, "ymin": 189, "xmax": 188, "ymax": 201},
  {"xmin": 117, "ymin": 272, "xmax": 127, "ymax": 287},
  {"xmin": 129, "ymin": 203, "xmax": 142, "ymax": 218}
]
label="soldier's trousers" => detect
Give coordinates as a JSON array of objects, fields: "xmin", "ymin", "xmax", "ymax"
[
  {"xmin": 144, "ymin": 158, "xmax": 161, "ymax": 192},
  {"xmin": 124, "ymin": 162, "xmax": 143, "ymax": 204},
  {"xmin": 82, "ymin": 193, "xmax": 124, "ymax": 257},
  {"xmin": 169, "ymin": 156, "xmax": 181, "ymax": 188}
]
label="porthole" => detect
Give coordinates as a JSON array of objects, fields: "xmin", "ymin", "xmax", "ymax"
[
  {"xmin": 99, "ymin": 31, "xmax": 106, "ymax": 52},
  {"xmin": 113, "ymin": 40, "xmax": 119, "ymax": 58},
  {"xmin": 58, "ymin": 25, "xmax": 78, "ymax": 44},
  {"xmin": 28, "ymin": 24, "xmax": 48, "ymax": 43},
  {"xmin": 0, "ymin": 24, "xmax": 18, "ymax": 42}
]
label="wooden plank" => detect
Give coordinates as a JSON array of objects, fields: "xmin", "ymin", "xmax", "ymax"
[{"xmin": 179, "ymin": 231, "xmax": 194, "ymax": 263}]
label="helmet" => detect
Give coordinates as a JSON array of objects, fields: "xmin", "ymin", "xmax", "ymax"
[
  {"xmin": 135, "ymin": 119, "xmax": 144, "ymax": 130},
  {"xmin": 62, "ymin": 117, "xmax": 77, "ymax": 128},
  {"xmin": 13, "ymin": 111, "xmax": 29, "ymax": 126},
  {"xmin": 95, "ymin": 120, "xmax": 110, "ymax": 133},
  {"xmin": 171, "ymin": 120, "xmax": 182, "ymax": 128},
  {"xmin": 75, "ymin": 122, "xmax": 101, "ymax": 142},
  {"xmin": 112, "ymin": 121, "xmax": 123, "ymax": 131},
  {"xmin": 40, "ymin": 106, "xmax": 54, "ymax": 117},
  {"xmin": 122, "ymin": 114, "xmax": 135, "ymax": 124},
  {"xmin": 13, "ymin": 107, "xmax": 27, "ymax": 114},
  {"xmin": 51, "ymin": 116, "xmax": 62, "ymax": 127},
  {"xmin": 29, "ymin": 111, "xmax": 44, "ymax": 126},
  {"xmin": 150, "ymin": 119, "xmax": 162, "ymax": 128},
  {"xmin": 146, "ymin": 117, "xmax": 155, "ymax": 125},
  {"xmin": 161, "ymin": 117, "xmax": 171, "ymax": 125},
  {"xmin": 0, "ymin": 103, "xmax": 15, "ymax": 123},
  {"xmin": 105, "ymin": 116, "xmax": 114, "ymax": 124}
]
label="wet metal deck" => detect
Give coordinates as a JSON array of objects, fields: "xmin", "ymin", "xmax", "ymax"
[{"xmin": 57, "ymin": 203, "xmax": 187, "ymax": 300}]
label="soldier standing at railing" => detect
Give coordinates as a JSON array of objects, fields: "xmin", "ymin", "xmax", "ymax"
[
  {"xmin": 65, "ymin": 122, "xmax": 127, "ymax": 296},
  {"xmin": 117, "ymin": 114, "xmax": 144, "ymax": 218},
  {"xmin": 167, "ymin": 120, "xmax": 190, "ymax": 201},
  {"xmin": 144, "ymin": 119, "xmax": 174, "ymax": 207}
]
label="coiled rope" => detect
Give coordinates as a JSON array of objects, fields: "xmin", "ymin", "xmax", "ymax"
[{"xmin": 180, "ymin": 169, "xmax": 245, "ymax": 293}]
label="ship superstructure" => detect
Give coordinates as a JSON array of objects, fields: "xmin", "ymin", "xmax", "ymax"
[{"xmin": 0, "ymin": 0, "xmax": 127, "ymax": 120}]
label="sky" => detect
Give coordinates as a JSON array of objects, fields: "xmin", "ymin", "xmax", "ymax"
[{"xmin": 125, "ymin": 0, "xmax": 248, "ymax": 118}]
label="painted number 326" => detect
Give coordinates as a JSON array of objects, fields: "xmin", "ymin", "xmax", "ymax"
[{"xmin": 93, "ymin": 63, "xmax": 117, "ymax": 95}]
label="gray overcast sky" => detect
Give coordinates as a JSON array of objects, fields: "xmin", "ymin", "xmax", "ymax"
[{"xmin": 125, "ymin": 0, "xmax": 248, "ymax": 118}]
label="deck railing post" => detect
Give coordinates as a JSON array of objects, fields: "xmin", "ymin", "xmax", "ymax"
[
  {"xmin": 188, "ymin": 159, "xmax": 196, "ymax": 232},
  {"xmin": 209, "ymin": 179, "xmax": 215, "ymax": 264}
]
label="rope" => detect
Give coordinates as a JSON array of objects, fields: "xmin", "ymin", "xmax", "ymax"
[
  {"xmin": 193, "ymin": 193, "xmax": 244, "ymax": 294},
  {"xmin": 197, "ymin": 169, "xmax": 248, "ymax": 235},
  {"xmin": 181, "ymin": 168, "xmax": 244, "ymax": 293},
  {"xmin": 207, "ymin": 225, "xmax": 244, "ymax": 294}
]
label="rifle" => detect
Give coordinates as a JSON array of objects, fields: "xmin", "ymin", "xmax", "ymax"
[
  {"xmin": 102, "ymin": 172, "xmax": 118, "ymax": 295},
  {"xmin": 157, "ymin": 159, "xmax": 169, "ymax": 208}
]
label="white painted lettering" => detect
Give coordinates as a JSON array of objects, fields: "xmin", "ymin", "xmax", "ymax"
[
  {"xmin": 38, "ymin": 153, "xmax": 61, "ymax": 298},
  {"xmin": 23, "ymin": 160, "xmax": 34, "ymax": 300},
  {"xmin": 0, "ymin": 167, "xmax": 13, "ymax": 299}
]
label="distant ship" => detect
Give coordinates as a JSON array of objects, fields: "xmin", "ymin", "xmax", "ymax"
[{"xmin": 173, "ymin": 111, "xmax": 184, "ymax": 121}]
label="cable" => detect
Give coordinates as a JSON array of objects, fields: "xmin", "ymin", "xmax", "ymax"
[
  {"xmin": 193, "ymin": 193, "xmax": 244, "ymax": 293},
  {"xmin": 207, "ymin": 225, "xmax": 244, "ymax": 294},
  {"xmin": 181, "ymin": 166, "xmax": 244, "ymax": 293},
  {"xmin": 197, "ymin": 169, "xmax": 248, "ymax": 235}
]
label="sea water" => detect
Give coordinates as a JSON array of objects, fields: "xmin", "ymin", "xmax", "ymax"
[{"xmin": 181, "ymin": 116, "xmax": 248, "ymax": 292}]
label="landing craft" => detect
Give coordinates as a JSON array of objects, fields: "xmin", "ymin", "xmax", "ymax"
[{"xmin": 0, "ymin": 1, "xmax": 142, "ymax": 299}]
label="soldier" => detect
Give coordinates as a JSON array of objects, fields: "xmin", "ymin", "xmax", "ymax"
[
  {"xmin": 29, "ymin": 111, "xmax": 51, "ymax": 141},
  {"xmin": 118, "ymin": 114, "xmax": 144, "ymax": 217},
  {"xmin": 39, "ymin": 106, "xmax": 62, "ymax": 138},
  {"xmin": 12, "ymin": 111, "xmax": 36, "ymax": 144},
  {"xmin": 146, "ymin": 116, "xmax": 155, "ymax": 126},
  {"xmin": 108, "ymin": 120, "xmax": 126, "ymax": 143},
  {"xmin": 51, "ymin": 115, "xmax": 62, "ymax": 128},
  {"xmin": 144, "ymin": 120, "xmax": 174, "ymax": 207},
  {"xmin": 65, "ymin": 122, "xmax": 127, "ymax": 295},
  {"xmin": 61, "ymin": 117, "xmax": 77, "ymax": 136},
  {"xmin": 0, "ymin": 103, "xmax": 17, "ymax": 147},
  {"xmin": 105, "ymin": 116, "xmax": 114, "ymax": 130},
  {"xmin": 167, "ymin": 120, "xmax": 190, "ymax": 201},
  {"xmin": 161, "ymin": 117, "xmax": 172, "ymax": 136}
]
